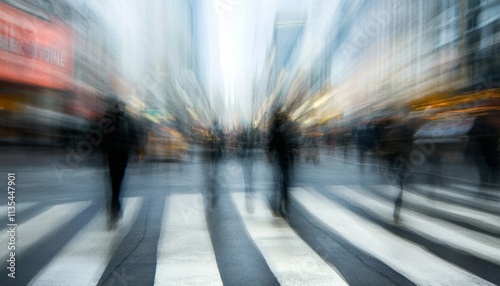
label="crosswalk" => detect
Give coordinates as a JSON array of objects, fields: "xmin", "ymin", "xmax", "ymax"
[
  {"xmin": 0, "ymin": 201, "xmax": 90, "ymax": 261},
  {"xmin": 331, "ymin": 185, "xmax": 500, "ymax": 265},
  {"xmin": 232, "ymin": 192, "xmax": 348, "ymax": 286},
  {"xmin": 294, "ymin": 187, "xmax": 495, "ymax": 286},
  {"xmin": 155, "ymin": 194, "xmax": 222, "ymax": 285},
  {"xmin": 28, "ymin": 198, "xmax": 144, "ymax": 286},
  {"xmin": 1, "ymin": 183, "xmax": 499, "ymax": 286}
]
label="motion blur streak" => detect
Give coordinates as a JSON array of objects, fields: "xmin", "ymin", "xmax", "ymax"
[{"xmin": 0, "ymin": 0, "xmax": 499, "ymax": 285}]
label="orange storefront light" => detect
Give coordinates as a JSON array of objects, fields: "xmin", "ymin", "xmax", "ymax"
[{"xmin": 0, "ymin": 2, "xmax": 74, "ymax": 90}]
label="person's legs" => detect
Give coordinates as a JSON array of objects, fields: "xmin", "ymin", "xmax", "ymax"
[
  {"xmin": 108, "ymin": 153, "xmax": 128, "ymax": 224},
  {"xmin": 280, "ymin": 157, "xmax": 290, "ymax": 215},
  {"xmin": 271, "ymin": 161, "xmax": 282, "ymax": 216},
  {"xmin": 206, "ymin": 154, "xmax": 220, "ymax": 209},
  {"xmin": 111, "ymin": 167, "xmax": 125, "ymax": 213},
  {"xmin": 243, "ymin": 157, "xmax": 254, "ymax": 213},
  {"xmin": 393, "ymin": 163, "xmax": 405, "ymax": 224}
]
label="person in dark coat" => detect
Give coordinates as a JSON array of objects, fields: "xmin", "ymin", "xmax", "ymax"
[
  {"xmin": 267, "ymin": 111, "xmax": 294, "ymax": 217},
  {"xmin": 377, "ymin": 117, "xmax": 414, "ymax": 223},
  {"xmin": 102, "ymin": 97, "xmax": 138, "ymax": 228},
  {"xmin": 353, "ymin": 123, "xmax": 377, "ymax": 167},
  {"xmin": 468, "ymin": 113, "xmax": 499, "ymax": 190},
  {"xmin": 203, "ymin": 119, "xmax": 225, "ymax": 208},
  {"xmin": 388, "ymin": 121, "xmax": 414, "ymax": 223}
]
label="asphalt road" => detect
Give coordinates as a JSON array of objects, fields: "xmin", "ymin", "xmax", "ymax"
[{"xmin": 0, "ymin": 146, "xmax": 499, "ymax": 285}]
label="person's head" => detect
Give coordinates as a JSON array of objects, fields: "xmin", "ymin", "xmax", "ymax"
[{"xmin": 107, "ymin": 95, "xmax": 125, "ymax": 116}]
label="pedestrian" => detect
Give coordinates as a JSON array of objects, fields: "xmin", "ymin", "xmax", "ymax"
[
  {"xmin": 353, "ymin": 123, "xmax": 377, "ymax": 168},
  {"xmin": 380, "ymin": 117, "xmax": 414, "ymax": 224},
  {"xmin": 237, "ymin": 124, "xmax": 255, "ymax": 213},
  {"xmin": 468, "ymin": 111, "xmax": 499, "ymax": 192},
  {"xmin": 304, "ymin": 127, "xmax": 320, "ymax": 164},
  {"xmin": 326, "ymin": 132, "xmax": 335, "ymax": 155},
  {"xmin": 267, "ymin": 110, "xmax": 294, "ymax": 217},
  {"xmin": 102, "ymin": 97, "xmax": 138, "ymax": 229},
  {"xmin": 203, "ymin": 119, "xmax": 225, "ymax": 208}
]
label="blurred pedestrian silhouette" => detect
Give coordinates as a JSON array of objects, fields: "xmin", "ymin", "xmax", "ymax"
[
  {"xmin": 378, "ymin": 117, "xmax": 414, "ymax": 223},
  {"xmin": 326, "ymin": 131, "xmax": 335, "ymax": 155},
  {"xmin": 304, "ymin": 127, "xmax": 320, "ymax": 164},
  {"xmin": 267, "ymin": 110, "xmax": 294, "ymax": 217},
  {"xmin": 237, "ymin": 125, "xmax": 255, "ymax": 213},
  {"xmin": 352, "ymin": 123, "xmax": 377, "ymax": 168},
  {"xmin": 203, "ymin": 119, "xmax": 225, "ymax": 208},
  {"xmin": 468, "ymin": 112, "xmax": 499, "ymax": 192},
  {"xmin": 385, "ymin": 119, "xmax": 413, "ymax": 223},
  {"xmin": 102, "ymin": 97, "xmax": 138, "ymax": 229}
]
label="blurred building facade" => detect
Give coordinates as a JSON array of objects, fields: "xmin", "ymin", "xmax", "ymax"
[
  {"xmin": 462, "ymin": 0, "xmax": 499, "ymax": 92},
  {"xmin": 0, "ymin": 0, "xmax": 200, "ymax": 145},
  {"xmin": 0, "ymin": 0, "xmax": 125, "ymax": 145},
  {"xmin": 67, "ymin": 0, "xmax": 120, "ymax": 121},
  {"xmin": 276, "ymin": 0, "xmax": 499, "ymax": 127}
]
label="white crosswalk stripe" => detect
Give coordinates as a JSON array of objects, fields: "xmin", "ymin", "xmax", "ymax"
[
  {"xmin": 27, "ymin": 198, "xmax": 144, "ymax": 286},
  {"xmin": 412, "ymin": 184, "xmax": 500, "ymax": 212},
  {"xmin": 291, "ymin": 187, "xmax": 496, "ymax": 286},
  {"xmin": 154, "ymin": 194, "xmax": 223, "ymax": 286},
  {"xmin": 451, "ymin": 184, "xmax": 500, "ymax": 200},
  {"xmin": 0, "ymin": 202, "xmax": 38, "ymax": 222},
  {"xmin": 366, "ymin": 184, "xmax": 500, "ymax": 234},
  {"xmin": 231, "ymin": 192, "xmax": 348, "ymax": 286},
  {"xmin": 0, "ymin": 201, "xmax": 89, "ymax": 260}
]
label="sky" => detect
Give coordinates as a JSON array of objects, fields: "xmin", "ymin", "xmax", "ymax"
[
  {"xmin": 208, "ymin": 0, "xmax": 339, "ymax": 126},
  {"xmin": 213, "ymin": 0, "xmax": 278, "ymax": 125}
]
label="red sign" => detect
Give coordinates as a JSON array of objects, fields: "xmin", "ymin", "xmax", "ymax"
[{"xmin": 0, "ymin": 2, "xmax": 74, "ymax": 90}]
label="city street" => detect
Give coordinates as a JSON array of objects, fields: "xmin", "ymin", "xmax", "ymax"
[
  {"xmin": 1, "ymin": 146, "xmax": 499, "ymax": 285},
  {"xmin": 0, "ymin": 0, "xmax": 499, "ymax": 285}
]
